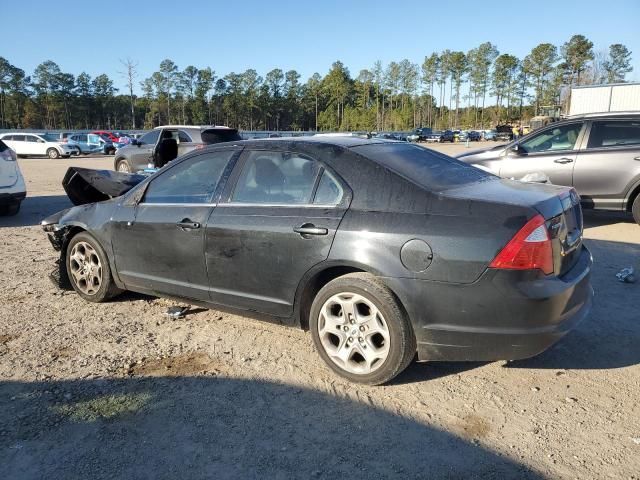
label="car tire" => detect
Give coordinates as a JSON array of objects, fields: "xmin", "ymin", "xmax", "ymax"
[
  {"xmin": 47, "ymin": 148, "xmax": 60, "ymax": 159},
  {"xmin": 116, "ymin": 160, "xmax": 131, "ymax": 173},
  {"xmin": 65, "ymin": 232, "xmax": 123, "ymax": 303},
  {"xmin": 309, "ymin": 273, "xmax": 416, "ymax": 385},
  {"xmin": 632, "ymin": 194, "xmax": 640, "ymax": 225}
]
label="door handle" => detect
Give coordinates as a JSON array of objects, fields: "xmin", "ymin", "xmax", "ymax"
[
  {"xmin": 176, "ymin": 219, "xmax": 201, "ymax": 230},
  {"xmin": 554, "ymin": 158, "xmax": 574, "ymax": 164},
  {"xmin": 634, "ymin": 156, "xmax": 640, "ymax": 161},
  {"xmin": 294, "ymin": 224, "xmax": 328, "ymax": 237}
]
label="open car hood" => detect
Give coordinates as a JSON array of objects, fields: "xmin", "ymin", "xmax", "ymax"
[{"xmin": 62, "ymin": 167, "xmax": 146, "ymax": 206}]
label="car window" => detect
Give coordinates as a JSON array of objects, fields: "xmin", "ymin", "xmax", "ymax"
[
  {"xmin": 138, "ymin": 130, "xmax": 160, "ymax": 145},
  {"xmin": 178, "ymin": 130, "xmax": 192, "ymax": 143},
  {"xmin": 201, "ymin": 128, "xmax": 242, "ymax": 144},
  {"xmin": 13, "ymin": 135, "xmax": 24, "ymax": 141},
  {"xmin": 520, "ymin": 123, "xmax": 582, "ymax": 153},
  {"xmin": 232, "ymin": 150, "xmax": 320, "ymax": 205},
  {"xmin": 587, "ymin": 120, "xmax": 640, "ymax": 149},
  {"xmin": 142, "ymin": 150, "xmax": 235, "ymax": 204},
  {"xmin": 2, "ymin": 135, "xmax": 13, "ymax": 141},
  {"xmin": 26, "ymin": 135, "xmax": 40, "ymax": 143},
  {"xmin": 352, "ymin": 143, "xmax": 492, "ymax": 192},
  {"xmin": 313, "ymin": 170, "xmax": 343, "ymax": 205}
]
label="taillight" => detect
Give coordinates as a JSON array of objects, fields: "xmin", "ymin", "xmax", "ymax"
[{"xmin": 490, "ymin": 214, "xmax": 553, "ymax": 275}]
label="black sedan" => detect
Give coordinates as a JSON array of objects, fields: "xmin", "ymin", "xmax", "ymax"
[{"xmin": 42, "ymin": 138, "xmax": 593, "ymax": 385}]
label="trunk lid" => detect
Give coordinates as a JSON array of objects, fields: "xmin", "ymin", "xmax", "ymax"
[{"xmin": 443, "ymin": 178, "xmax": 583, "ymax": 276}]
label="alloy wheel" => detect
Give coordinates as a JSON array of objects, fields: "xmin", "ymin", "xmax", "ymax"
[
  {"xmin": 68, "ymin": 241, "xmax": 102, "ymax": 296},
  {"xmin": 117, "ymin": 161, "xmax": 130, "ymax": 173},
  {"xmin": 317, "ymin": 292, "xmax": 390, "ymax": 375}
]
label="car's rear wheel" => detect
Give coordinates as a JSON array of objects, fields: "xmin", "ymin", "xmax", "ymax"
[
  {"xmin": 116, "ymin": 160, "xmax": 131, "ymax": 173},
  {"xmin": 632, "ymin": 194, "xmax": 640, "ymax": 225},
  {"xmin": 66, "ymin": 232, "xmax": 122, "ymax": 303},
  {"xmin": 310, "ymin": 273, "xmax": 416, "ymax": 385},
  {"xmin": 47, "ymin": 148, "xmax": 60, "ymax": 159}
]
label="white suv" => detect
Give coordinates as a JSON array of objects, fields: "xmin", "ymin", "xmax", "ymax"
[
  {"xmin": 0, "ymin": 139, "xmax": 26, "ymax": 215},
  {"xmin": 0, "ymin": 132, "xmax": 76, "ymax": 159}
]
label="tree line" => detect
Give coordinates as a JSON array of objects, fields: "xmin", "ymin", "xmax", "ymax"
[{"xmin": 0, "ymin": 35, "xmax": 632, "ymax": 132}]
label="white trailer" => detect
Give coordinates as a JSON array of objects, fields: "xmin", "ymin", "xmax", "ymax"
[{"xmin": 569, "ymin": 82, "xmax": 640, "ymax": 116}]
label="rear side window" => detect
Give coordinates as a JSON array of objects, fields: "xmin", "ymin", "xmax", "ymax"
[
  {"xmin": 178, "ymin": 130, "xmax": 192, "ymax": 143},
  {"xmin": 143, "ymin": 150, "xmax": 235, "ymax": 204},
  {"xmin": 587, "ymin": 121, "xmax": 640, "ymax": 149},
  {"xmin": 352, "ymin": 143, "xmax": 492, "ymax": 192},
  {"xmin": 138, "ymin": 130, "xmax": 160, "ymax": 145},
  {"xmin": 201, "ymin": 129, "xmax": 242, "ymax": 144},
  {"xmin": 313, "ymin": 170, "xmax": 343, "ymax": 205}
]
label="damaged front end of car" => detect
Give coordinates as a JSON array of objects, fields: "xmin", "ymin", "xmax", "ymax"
[
  {"xmin": 41, "ymin": 166, "xmax": 148, "ymax": 290},
  {"xmin": 41, "ymin": 209, "xmax": 76, "ymax": 290}
]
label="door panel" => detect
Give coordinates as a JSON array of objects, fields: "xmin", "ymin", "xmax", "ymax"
[
  {"xmin": 205, "ymin": 205, "xmax": 345, "ymax": 316},
  {"xmin": 499, "ymin": 150, "xmax": 576, "ymax": 186},
  {"xmin": 110, "ymin": 148, "xmax": 241, "ymax": 299},
  {"xmin": 499, "ymin": 122, "xmax": 585, "ymax": 187},
  {"xmin": 573, "ymin": 120, "xmax": 640, "ymax": 209},
  {"xmin": 112, "ymin": 204, "xmax": 213, "ymax": 300}
]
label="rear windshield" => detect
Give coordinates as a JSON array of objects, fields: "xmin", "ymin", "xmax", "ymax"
[
  {"xmin": 201, "ymin": 129, "xmax": 242, "ymax": 144},
  {"xmin": 352, "ymin": 143, "xmax": 494, "ymax": 192}
]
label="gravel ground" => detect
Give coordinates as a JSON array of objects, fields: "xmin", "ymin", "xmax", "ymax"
[{"xmin": 1, "ymin": 145, "xmax": 639, "ymax": 479}]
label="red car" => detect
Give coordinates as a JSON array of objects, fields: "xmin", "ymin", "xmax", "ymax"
[{"xmin": 91, "ymin": 130, "xmax": 119, "ymax": 143}]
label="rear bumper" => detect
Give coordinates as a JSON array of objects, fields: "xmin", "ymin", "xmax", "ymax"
[{"xmin": 384, "ymin": 246, "xmax": 593, "ymax": 362}]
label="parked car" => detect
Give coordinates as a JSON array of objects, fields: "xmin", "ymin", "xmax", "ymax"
[
  {"xmin": 0, "ymin": 139, "xmax": 26, "ymax": 215},
  {"xmin": 91, "ymin": 130, "xmax": 120, "ymax": 143},
  {"xmin": 456, "ymin": 113, "xmax": 640, "ymax": 224},
  {"xmin": 484, "ymin": 130, "xmax": 498, "ymax": 141},
  {"xmin": 374, "ymin": 132, "xmax": 399, "ymax": 141},
  {"xmin": 457, "ymin": 131, "xmax": 468, "ymax": 142},
  {"xmin": 468, "ymin": 131, "xmax": 482, "ymax": 141},
  {"xmin": 113, "ymin": 125, "xmax": 242, "ymax": 173},
  {"xmin": 424, "ymin": 130, "xmax": 443, "ymax": 142},
  {"xmin": 440, "ymin": 130, "xmax": 455, "ymax": 142},
  {"xmin": 67, "ymin": 133, "xmax": 112, "ymax": 155},
  {"xmin": 43, "ymin": 137, "xmax": 593, "ymax": 385},
  {"xmin": 407, "ymin": 127, "xmax": 434, "ymax": 143},
  {"xmin": 0, "ymin": 133, "xmax": 77, "ymax": 159}
]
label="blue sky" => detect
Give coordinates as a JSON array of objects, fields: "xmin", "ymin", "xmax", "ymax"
[{"xmin": 2, "ymin": 0, "xmax": 639, "ymax": 93}]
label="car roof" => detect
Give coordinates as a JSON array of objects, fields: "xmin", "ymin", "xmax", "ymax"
[
  {"xmin": 565, "ymin": 111, "xmax": 640, "ymax": 120},
  {"xmin": 226, "ymin": 136, "xmax": 398, "ymax": 149},
  {"xmin": 153, "ymin": 125, "xmax": 237, "ymax": 131}
]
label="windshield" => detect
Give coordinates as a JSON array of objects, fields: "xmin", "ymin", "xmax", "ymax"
[{"xmin": 352, "ymin": 143, "xmax": 494, "ymax": 192}]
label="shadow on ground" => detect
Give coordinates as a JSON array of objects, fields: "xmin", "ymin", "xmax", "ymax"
[
  {"xmin": 0, "ymin": 376, "xmax": 543, "ymax": 479},
  {"xmin": 507, "ymin": 237, "xmax": 640, "ymax": 371},
  {"xmin": 0, "ymin": 195, "xmax": 71, "ymax": 228},
  {"xmin": 582, "ymin": 209, "xmax": 636, "ymax": 228}
]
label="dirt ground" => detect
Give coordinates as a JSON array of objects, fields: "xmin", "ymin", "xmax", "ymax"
[{"xmin": 1, "ymin": 144, "xmax": 639, "ymax": 479}]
